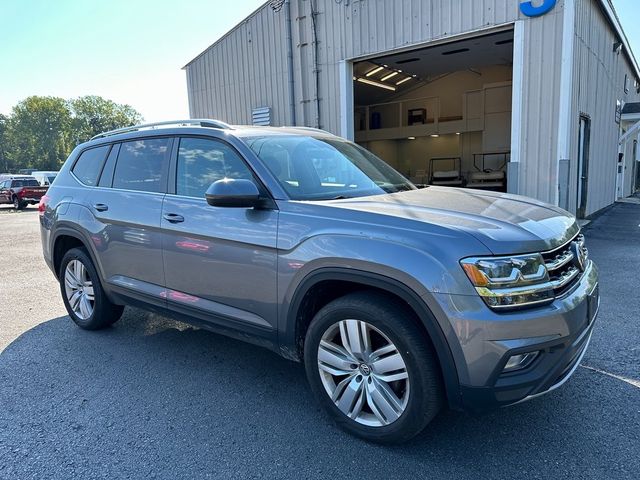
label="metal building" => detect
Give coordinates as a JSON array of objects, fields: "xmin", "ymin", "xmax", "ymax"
[{"xmin": 184, "ymin": 0, "xmax": 640, "ymax": 218}]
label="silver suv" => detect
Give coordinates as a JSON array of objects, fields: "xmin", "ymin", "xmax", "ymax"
[{"xmin": 40, "ymin": 120, "xmax": 600, "ymax": 443}]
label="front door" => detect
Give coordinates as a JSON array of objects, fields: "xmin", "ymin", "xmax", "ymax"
[
  {"xmin": 577, "ymin": 116, "xmax": 591, "ymax": 218},
  {"xmin": 161, "ymin": 136, "xmax": 278, "ymax": 336}
]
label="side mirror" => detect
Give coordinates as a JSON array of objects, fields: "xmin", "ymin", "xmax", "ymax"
[{"xmin": 205, "ymin": 178, "xmax": 261, "ymax": 208}]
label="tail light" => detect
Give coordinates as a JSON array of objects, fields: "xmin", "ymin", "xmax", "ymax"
[{"xmin": 38, "ymin": 195, "xmax": 50, "ymax": 217}]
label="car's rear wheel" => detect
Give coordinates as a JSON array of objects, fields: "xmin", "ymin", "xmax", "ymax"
[
  {"xmin": 59, "ymin": 247, "xmax": 124, "ymax": 330},
  {"xmin": 13, "ymin": 196, "xmax": 24, "ymax": 210},
  {"xmin": 304, "ymin": 292, "xmax": 443, "ymax": 444}
]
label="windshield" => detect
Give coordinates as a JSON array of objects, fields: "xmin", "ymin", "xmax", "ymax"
[{"xmin": 245, "ymin": 135, "xmax": 415, "ymax": 200}]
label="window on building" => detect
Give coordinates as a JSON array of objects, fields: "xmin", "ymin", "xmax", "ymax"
[
  {"xmin": 72, "ymin": 145, "xmax": 111, "ymax": 186},
  {"xmin": 113, "ymin": 138, "xmax": 171, "ymax": 193},
  {"xmin": 176, "ymin": 138, "xmax": 254, "ymax": 198}
]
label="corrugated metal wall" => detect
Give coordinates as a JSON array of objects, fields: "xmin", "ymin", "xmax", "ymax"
[
  {"xmin": 568, "ymin": 0, "xmax": 640, "ymax": 215},
  {"xmin": 186, "ymin": 0, "xmax": 524, "ymax": 131},
  {"xmin": 513, "ymin": 7, "xmax": 565, "ymax": 203},
  {"xmin": 186, "ymin": 5, "xmax": 290, "ymax": 126},
  {"xmin": 184, "ymin": 0, "xmax": 637, "ymax": 209}
]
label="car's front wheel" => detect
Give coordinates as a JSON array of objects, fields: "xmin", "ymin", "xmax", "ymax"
[
  {"xmin": 59, "ymin": 247, "xmax": 124, "ymax": 330},
  {"xmin": 304, "ymin": 292, "xmax": 443, "ymax": 443}
]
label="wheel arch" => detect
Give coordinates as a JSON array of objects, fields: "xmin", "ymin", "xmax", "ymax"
[
  {"xmin": 51, "ymin": 228, "xmax": 103, "ymax": 281},
  {"xmin": 283, "ymin": 268, "xmax": 462, "ymax": 410}
]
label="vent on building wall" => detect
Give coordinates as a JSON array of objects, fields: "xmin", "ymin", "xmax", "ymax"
[{"xmin": 252, "ymin": 107, "xmax": 272, "ymax": 126}]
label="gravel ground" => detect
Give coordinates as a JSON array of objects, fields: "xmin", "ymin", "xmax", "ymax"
[{"xmin": 0, "ymin": 203, "xmax": 638, "ymax": 479}]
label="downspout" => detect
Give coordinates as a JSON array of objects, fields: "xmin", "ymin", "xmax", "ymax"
[
  {"xmin": 310, "ymin": 0, "xmax": 321, "ymax": 129},
  {"xmin": 284, "ymin": 0, "xmax": 296, "ymax": 126}
]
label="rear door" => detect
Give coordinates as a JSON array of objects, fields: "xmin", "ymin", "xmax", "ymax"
[
  {"xmin": 81, "ymin": 138, "xmax": 173, "ymax": 306},
  {"xmin": 161, "ymin": 136, "xmax": 279, "ymax": 335}
]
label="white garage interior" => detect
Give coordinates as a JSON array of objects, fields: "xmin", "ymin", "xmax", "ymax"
[{"xmin": 353, "ymin": 30, "xmax": 514, "ymax": 191}]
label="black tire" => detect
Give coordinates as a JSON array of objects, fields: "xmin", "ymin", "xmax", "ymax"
[
  {"xmin": 59, "ymin": 247, "xmax": 124, "ymax": 330},
  {"xmin": 13, "ymin": 196, "xmax": 24, "ymax": 210},
  {"xmin": 304, "ymin": 291, "xmax": 443, "ymax": 444}
]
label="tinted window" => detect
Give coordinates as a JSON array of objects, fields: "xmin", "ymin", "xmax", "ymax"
[
  {"xmin": 73, "ymin": 146, "xmax": 110, "ymax": 186},
  {"xmin": 113, "ymin": 138, "xmax": 171, "ymax": 193},
  {"xmin": 176, "ymin": 138, "xmax": 254, "ymax": 198},
  {"xmin": 12, "ymin": 179, "xmax": 40, "ymax": 187},
  {"xmin": 98, "ymin": 144, "xmax": 120, "ymax": 187}
]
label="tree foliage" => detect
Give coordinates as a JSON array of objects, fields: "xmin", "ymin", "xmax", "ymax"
[
  {"xmin": 69, "ymin": 95, "xmax": 144, "ymax": 146},
  {"xmin": 0, "ymin": 95, "xmax": 143, "ymax": 171}
]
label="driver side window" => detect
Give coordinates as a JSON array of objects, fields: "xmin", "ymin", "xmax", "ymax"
[{"xmin": 176, "ymin": 138, "xmax": 254, "ymax": 198}]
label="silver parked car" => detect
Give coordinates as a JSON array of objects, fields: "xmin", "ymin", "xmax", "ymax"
[{"xmin": 40, "ymin": 120, "xmax": 600, "ymax": 443}]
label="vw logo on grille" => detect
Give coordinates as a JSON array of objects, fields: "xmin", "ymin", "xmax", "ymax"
[{"xmin": 571, "ymin": 241, "xmax": 587, "ymax": 272}]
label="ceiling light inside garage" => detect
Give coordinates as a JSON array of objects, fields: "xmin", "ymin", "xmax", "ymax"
[
  {"xmin": 356, "ymin": 78, "xmax": 396, "ymax": 91},
  {"xmin": 381, "ymin": 71, "xmax": 399, "ymax": 81},
  {"xmin": 396, "ymin": 77, "xmax": 412, "ymax": 85},
  {"xmin": 366, "ymin": 66, "xmax": 384, "ymax": 77}
]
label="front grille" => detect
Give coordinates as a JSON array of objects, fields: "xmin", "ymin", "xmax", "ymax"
[{"xmin": 542, "ymin": 233, "xmax": 587, "ymax": 297}]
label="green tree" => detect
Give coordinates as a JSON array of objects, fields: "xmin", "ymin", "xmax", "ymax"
[
  {"xmin": 0, "ymin": 114, "xmax": 9, "ymax": 172},
  {"xmin": 2, "ymin": 95, "xmax": 144, "ymax": 172},
  {"xmin": 68, "ymin": 95, "xmax": 144, "ymax": 145},
  {"xmin": 5, "ymin": 96, "xmax": 72, "ymax": 171}
]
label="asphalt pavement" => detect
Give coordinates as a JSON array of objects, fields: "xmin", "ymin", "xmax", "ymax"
[{"xmin": 0, "ymin": 203, "xmax": 638, "ymax": 479}]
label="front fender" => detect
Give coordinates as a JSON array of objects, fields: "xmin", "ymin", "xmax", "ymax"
[{"xmin": 277, "ymin": 234, "xmax": 487, "ymax": 410}]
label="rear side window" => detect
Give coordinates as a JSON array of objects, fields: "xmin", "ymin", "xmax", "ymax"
[
  {"xmin": 113, "ymin": 138, "xmax": 171, "ymax": 193},
  {"xmin": 98, "ymin": 144, "xmax": 120, "ymax": 188},
  {"xmin": 176, "ymin": 137, "xmax": 254, "ymax": 198},
  {"xmin": 73, "ymin": 146, "xmax": 110, "ymax": 186}
]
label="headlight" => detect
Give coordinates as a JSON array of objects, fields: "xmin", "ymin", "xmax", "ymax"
[{"xmin": 460, "ymin": 254, "xmax": 554, "ymax": 309}]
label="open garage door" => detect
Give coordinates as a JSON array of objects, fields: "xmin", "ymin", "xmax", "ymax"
[{"xmin": 352, "ymin": 30, "xmax": 514, "ymax": 192}]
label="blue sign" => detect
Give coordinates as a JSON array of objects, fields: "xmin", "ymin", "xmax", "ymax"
[{"xmin": 520, "ymin": 0, "xmax": 557, "ymax": 17}]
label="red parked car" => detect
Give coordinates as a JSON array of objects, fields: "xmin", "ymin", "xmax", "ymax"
[{"xmin": 0, "ymin": 175, "xmax": 49, "ymax": 210}]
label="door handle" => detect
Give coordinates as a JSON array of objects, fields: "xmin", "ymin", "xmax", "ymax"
[
  {"xmin": 163, "ymin": 213, "xmax": 185, "ymax": 223},
  {"xmin": 94, "ymin": 203, "xmax": 109, "ymax": 212}
]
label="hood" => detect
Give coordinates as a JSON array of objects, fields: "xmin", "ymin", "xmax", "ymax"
[{"xmin": 323, "ymin": 187, "xmax": 579, "ymax": 255}]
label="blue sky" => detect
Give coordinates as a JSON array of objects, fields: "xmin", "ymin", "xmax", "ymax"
[{"xmin": 1, "ymin": 0, "xmax": 639, "ymax": 122}]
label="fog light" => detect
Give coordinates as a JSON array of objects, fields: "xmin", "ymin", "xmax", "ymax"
[{"xmin": 503, "ymin": 352, "xmax": 539, "ymax": 372}]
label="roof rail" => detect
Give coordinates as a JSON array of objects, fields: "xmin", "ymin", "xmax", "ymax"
[{"xmin": 90, "ymin": 119, "xmax": 233, "ymax": 140}]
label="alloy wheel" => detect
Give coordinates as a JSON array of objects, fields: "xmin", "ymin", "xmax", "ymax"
[
  {"xmin": 317, "ymin": 319, "xmax": 410, "ymax": 427},
  {"xmin": 64, "ymin": 259, "xmax": 95, "ymax": 320}
]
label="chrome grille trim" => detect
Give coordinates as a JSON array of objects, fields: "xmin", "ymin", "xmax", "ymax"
[
  {"xmin": 545, "ymin": 250, "xmax": 574, "ymax": 272},
  {"xmin": 542, "ymin": 232, "xmax": 587, "ymax": 297}
]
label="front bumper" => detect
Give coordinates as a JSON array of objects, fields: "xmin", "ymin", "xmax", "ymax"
[{"xmin": 431, "ymin": 260, "xmax": 599, "ymax": 412}]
